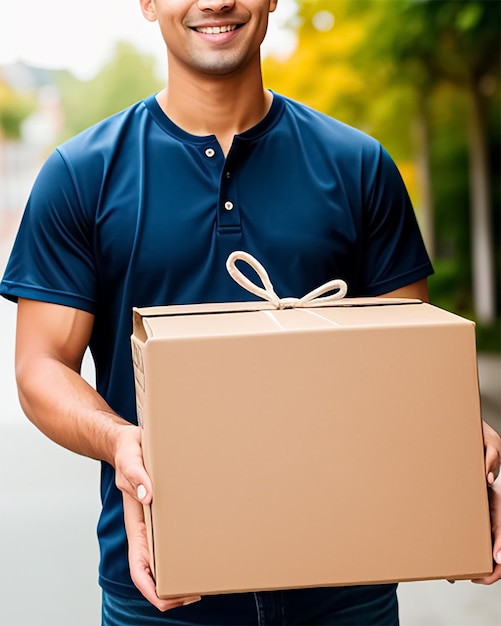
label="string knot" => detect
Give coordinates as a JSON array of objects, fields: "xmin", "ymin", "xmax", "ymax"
[{"xmin": 226, "ymin": 251, "xmax": 347, "ymax": 308}]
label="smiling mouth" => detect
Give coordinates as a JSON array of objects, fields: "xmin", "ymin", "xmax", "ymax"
[{"xmin": 194, "ymin": 24, "xmax": 240, "ymax": 34}]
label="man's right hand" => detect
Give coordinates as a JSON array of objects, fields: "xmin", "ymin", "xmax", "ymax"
[
  {"xmin": 113, "ymin": 424, "xmax": 153, "ymax": 502},
  {"xmin": 117, "ymin": 426, "xmax": 202, "ymax": 611}
]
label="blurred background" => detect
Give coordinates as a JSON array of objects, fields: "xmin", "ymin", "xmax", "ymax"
[{"xmin": 0, "ymin": 1, "xmax": 500, "ymax": 624}]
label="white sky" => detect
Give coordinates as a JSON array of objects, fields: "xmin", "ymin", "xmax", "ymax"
[{"xmin": 0, "ymin": 0, "xmax": 297, "ymax": 80}]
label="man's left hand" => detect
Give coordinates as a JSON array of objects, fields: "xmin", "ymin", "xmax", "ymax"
[
  {"xmin": 472, "ymin": 476, "xmax": 501, "ymax": 584},
  {"xmin": 471, "ymin": 421, "xmax": 501, "ymax": 584},
  {"xmin": 483, "ymin": 421, "xmax": 501, "ymax": 486}
]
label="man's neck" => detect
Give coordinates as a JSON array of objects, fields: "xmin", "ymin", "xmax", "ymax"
[{"xmin": 156, "ymin": 63, "xmax": 272, "ymax": 156}]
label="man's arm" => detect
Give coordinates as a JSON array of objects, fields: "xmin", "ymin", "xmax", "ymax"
[
  {"xmin": 380, "ymin": 277, "xmax": 429, "ymax": 302},
  {"xmin": 16, "ymin": 298, "xmax": 130, "ymax": 463},
  {"xmin": 15, "ymin": 298, "xmax": 201, "ymax": 609}
]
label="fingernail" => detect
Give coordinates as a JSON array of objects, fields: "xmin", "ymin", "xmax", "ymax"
[
  {"xmin": 487, "ymin": 472, "xmax": 495, "ymax": 485},
  {"xmin": 496, "ymin": 551, "xmax": 501, "ymax": 564},
  {"xmin": 182, "ymin": 596, "xmax": 201, "ymax": 606},
  {"xmin": 137, "ymin": 484, "xmax": 147, "ymax": 500}
]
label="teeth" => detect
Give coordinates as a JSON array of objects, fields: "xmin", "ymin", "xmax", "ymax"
[{"xmin": 197, "ymin": 25, "xmax": 237, "ymax": 34}]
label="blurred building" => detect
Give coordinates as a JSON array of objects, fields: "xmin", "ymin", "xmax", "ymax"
[{"xmin": 0, "ymin": 62, "xmax": 63, "ymax": 213}]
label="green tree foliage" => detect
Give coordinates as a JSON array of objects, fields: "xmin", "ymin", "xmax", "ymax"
[
  {"xmin": 57, "ymin": 41, "xmax": 163, "ymax": 140},
  {"xmin": 0, "ymin": 80, "xmax": 35, "ymax": 140},
  {"xmin": 356, "ymin": 0, "xmax": 500, "ymax": 323},
  {"xmin": 265, "ymin": 1, "xmax": 368, "ymax": 130},
  {"xmin": 374, "ymin": 0, "xmax": 500, "ymax": 86},
  {"xmin": 264, "ymin": 1, "xmax": 419, "ymax": 177}
]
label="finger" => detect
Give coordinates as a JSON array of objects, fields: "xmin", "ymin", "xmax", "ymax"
[
  {"xmin": 125, "ymin": 469, "xmax": 153, "ymax": 504},
  {"xmin": 137, "ymin": 483, "xmax": 148, "ymax": 502},
  {"xmin": 130, "ymin": 556, "xmax": 201, "ymax": 611},
  {"xmin": 471, "ymin": 549, "xmax": 501, "ymax": 585},
  {"xmin": 122, "ymin": 494, "xmax": 161, "ymax": 602},
  {"xmin": 485, "ymin": 446, "xmax": 500, "ymax": 484},
  {"xmin": 471, "ymin": 563, "xmax": 501, "ymax": 585},
  {"xmin": 132, "ymin": 562, "xmax": 201, "ymax": 612},
  {"xmin": 123, "ymin": 492, "xmax": 150, "ymax": 539},
  {"xmin": 123, "ymin": 493, "xmax": 201, "ymax": 611},
  {"xmin": 493, "ymin": 537, "xmax": 501, "ymax": 569},
  {"xmin": 116, "ymin": 465, "xmax": 153, "ymax": 503},
  {"xmin": 483, "ymin": 422, "xmax": 501, "ymax": 482}
]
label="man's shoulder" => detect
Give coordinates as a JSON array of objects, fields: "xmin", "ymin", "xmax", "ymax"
[
  {"xmin": 57, "ymin": 95, "xmax": 155, "ymax": 162},
  {"xmin": 276, "ymin": 93, "xmax": 380, "ymax": 151},
  {"xmin": 30, "ymin": 96, "xmax": 158, "ymax": 205}
]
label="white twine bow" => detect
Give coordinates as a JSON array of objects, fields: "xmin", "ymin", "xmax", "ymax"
[{"xmin": 226, "ymin": 251, "xmax": 348, "ymax": 309}]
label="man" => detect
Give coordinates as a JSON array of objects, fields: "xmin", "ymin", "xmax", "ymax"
[{"xmin": 1, "ymin": 0, "xmax": 500, "ymax": 624}]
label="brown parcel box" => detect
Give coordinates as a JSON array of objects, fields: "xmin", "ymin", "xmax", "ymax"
[{"xmin": 131, "ymin": 299, "xmax": 493, "ymax": 598}]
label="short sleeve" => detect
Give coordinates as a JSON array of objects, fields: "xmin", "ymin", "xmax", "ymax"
[
  {"xmin": 0, "ymin": 148, "xmax": 97, "ymax": 312},
  {"xmin": 361, "ymin": 146, "xmax": 433, "ymax": 295}
]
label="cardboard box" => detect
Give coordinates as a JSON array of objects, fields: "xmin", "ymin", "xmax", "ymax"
[{"xmin": 131, "ymin": 298, "xmax": 492, "ymax": 598}]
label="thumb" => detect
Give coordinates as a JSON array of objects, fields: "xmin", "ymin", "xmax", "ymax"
[
  {"xmin": 116, "ymin": 463, "xmax": 153, "ymax": 504},
  {"xmin": 494, "ymin": 544, "xmax": 501, "ymax": 566},
  {"xmin": 136, "ymin": 482, "xmax": 151, "ymax": 504},
  {"xmin": 114, "ymin": 425, "xmax": 153, "ymax": 503},
  {"xmin": 127, "ymin": 465, "xmax": 153, "ymax": 504},
  {"xmin": 483, "ymin": 421, "xmax": 500, "ymax": 483}
]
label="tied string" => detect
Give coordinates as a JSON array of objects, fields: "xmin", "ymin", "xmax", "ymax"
[{"xmin": 226, "ymin": 251, "xmax": 348, "ymax": 309}]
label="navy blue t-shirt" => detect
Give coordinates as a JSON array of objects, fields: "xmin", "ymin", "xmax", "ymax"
[{"xmin": 1, "ymin": 92, "xmax": 433, "ymax": 596}]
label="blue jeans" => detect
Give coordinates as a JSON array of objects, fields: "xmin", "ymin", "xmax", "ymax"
[{"xmin": 102, "ymin": 585, "xmax": 399, "ymax": 625}]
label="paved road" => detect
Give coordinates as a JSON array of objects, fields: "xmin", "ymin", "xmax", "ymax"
[{"xmin": 1, "ymin": 211, "xmax": 500, "ymax": 625}]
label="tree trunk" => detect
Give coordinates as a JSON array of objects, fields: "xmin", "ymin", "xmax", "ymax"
[
  {"xmin": 467, "ymin": 83, "xmax": 495, "ymax": 324},
  {"xmin": 415, "ymin": 88, "xmax": 434, "ymax": 260}
]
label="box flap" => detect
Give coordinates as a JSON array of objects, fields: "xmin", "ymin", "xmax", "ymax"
[
  {"xmin": 132, "ymin": 300, "xmax": 438, "ymax": 341},
  {"xmin": 133, "ymin": 297, "xmax": 422, "ymax": 322},
  {"xmin": 132, "ymin": 308, "xmax": 150, "ymax": 341}
]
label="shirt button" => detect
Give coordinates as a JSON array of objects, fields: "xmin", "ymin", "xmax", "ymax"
[
  {"xmin": 205, "ymin": 148, "xmax": 216, "ymax": 158},
  {"xmin": 224, "ymin": 201, "xmax": 234, "ymax": 211},
  {"xmin": 225, "ymin": 171, "xmax": 231, "ymax": 179}
]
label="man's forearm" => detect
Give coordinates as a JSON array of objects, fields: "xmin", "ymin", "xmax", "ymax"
[{"xmin": 16, "ymin": 354, "xmax": 132, "ymax": 466}]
